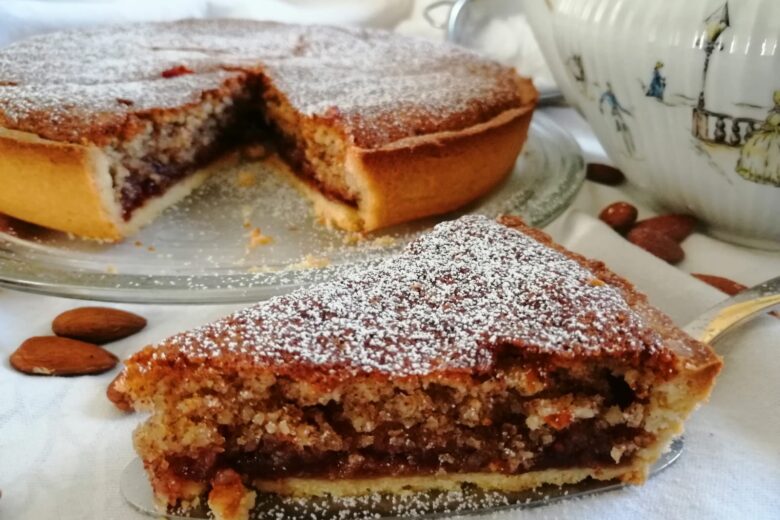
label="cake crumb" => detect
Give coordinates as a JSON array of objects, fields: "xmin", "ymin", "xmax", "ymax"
[
  {"xmin": 248, "ymin": 227, "xmax": 273, "ymax": 248},
  {"xmin": 241, "ymin": 205, "xmax": 253, "ymax": 229},
  {"xmin": 243, "ymin": 143, "xmax": 267, "ymax": 160},
  {"xmin": 372, "ymin": 235, "xmax": 396, "ymax": 247},
  {"xmin": 236, "ymin": 170, "xmax": 257, "ymax": 188},
  {"xmin": 134, "ymin": 240, "xmax": 143, "ymax": 247},
  {"xmin": 291, "ymin": 254, "xmax": 330, "ymax": 270},
  {"xmin": 610, "ymin": 444, "xmax": 627, "ymax": 463},
  {"xmin": 106, "ymin": 264, "xmax": 117, "ymax": 274},
  {"xmin": 342, "ymin": 232, "xmax": 366, "ymax": 246},
  {"xmin": 147, "ymin": 245, "xmax": 156, "ymax": 252}
]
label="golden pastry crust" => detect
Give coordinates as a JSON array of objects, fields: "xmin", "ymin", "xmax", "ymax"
[
  {"xmin": 253, "ymin": 466, "xmax": 633, "ymax": 497},
  {"xmin": 349, "ymin": 106, "xmax": 533, "ymax": 232},
  {"xmin": 0, "ymin": 128, "xmax": 121, "ymax": 240}
]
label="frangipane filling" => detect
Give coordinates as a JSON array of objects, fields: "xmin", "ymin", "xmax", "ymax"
[
  {"xmin": 136, "ymin": 353, "xmax": 658, "ymax": 487},
  {"xmin": 103, "ymin": 76, "xmax": 355, "ymax": 222}
]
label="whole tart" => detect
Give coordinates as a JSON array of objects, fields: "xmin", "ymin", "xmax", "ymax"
[
  {"xmin": 0, "ymin": 20, "xmax": 537, "ymax": 240},
  {"xmin": 118, "ymin": 215, "xmax": 721, "ymax": 520}
]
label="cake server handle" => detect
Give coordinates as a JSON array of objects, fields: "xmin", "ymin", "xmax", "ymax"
[{"xmin": 683, "ymin": 275, "xmax": 780, "ymax": 344}]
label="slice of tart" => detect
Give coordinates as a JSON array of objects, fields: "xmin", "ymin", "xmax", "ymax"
[
  {"xmin": 119, "ymin": 215, "xmax": 721, "ymax": 520},
  {"xmin": 0, "ymin": 20, "xmax": 536, "ymax": 240}
]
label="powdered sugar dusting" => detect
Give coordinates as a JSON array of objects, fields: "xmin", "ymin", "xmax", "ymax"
[
  {"xmin": 0, "ymin": 20, "xmax": 526, "ymax": 147},
  {"xmin": 152, "ymin": 216, "xmax": 662, "ymax": 376}
]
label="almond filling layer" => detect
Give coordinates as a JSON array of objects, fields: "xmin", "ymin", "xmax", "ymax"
[
  {"xmin": 150, "ymin": 357, "xmax": 659, "ymax": 486},
  {"xmin": 105, "ymin": 76, "xmax": 357, "ymax": 222}
]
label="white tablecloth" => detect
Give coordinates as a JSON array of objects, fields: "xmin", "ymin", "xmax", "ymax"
[
  {"xmin": 0, "ymin": 0, "xmax": 413, "ymax": 46},
  {"xmin": 1, "ymin": 107, "xmax": 778, "ymax": 519}
]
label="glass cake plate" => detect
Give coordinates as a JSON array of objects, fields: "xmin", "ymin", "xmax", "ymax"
[
  {"xmin": 119, "ymin": 439, "xmax": 682, "ymax": 519},
  {"xmin": 0, "ymin": 113, "xmax": 584, "ymax": 303}
]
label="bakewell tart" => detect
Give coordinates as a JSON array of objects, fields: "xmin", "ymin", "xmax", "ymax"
[
  {"xmin": 0, "ymin": 20, "xmax": 537, "ymax": 241},
  {"xmin": 118, "ymin": 215, "xmax": 721, "ymax": 520}
]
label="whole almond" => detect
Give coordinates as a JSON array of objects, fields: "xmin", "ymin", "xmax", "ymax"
[
  {"xmin": 10, "ymin": 336, "xmax": 118, "ymax": 376},
  {"xmin": 586, "ymin": 163, "xmax": 626, "ymax": 185},
  {"xmin": 692, "ymin": 273, "xmax": 747, "ymax": 296},
  {"xmin": 633, "ymin": 214, "xmax": 697, "ymax": 242},
  {"xmin": 599, "ymin": 201, "xmax": 638, "ymax": 234},
  {"xmin": 107, "ymin": 372, "xmax": 133, "ymax": 412},
  {"xmin": 52, "ymin": 307, "xmax": 146, "ymax": 344},
  {"xmin": 627, "ymin": 227, "xmax": 685, "ymax": 264}
]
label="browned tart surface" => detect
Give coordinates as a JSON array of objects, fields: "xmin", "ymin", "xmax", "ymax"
[{"xmin": 120, "ymin": 215, "xmax": 720, "ymax": 519}]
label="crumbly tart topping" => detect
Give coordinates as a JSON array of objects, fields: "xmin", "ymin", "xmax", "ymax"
[
  {"xmin": 143, "ymin": 216, "xmax": 664, "ymax": 377},
  {"xmin": 0, "ymin": 20, "xmax": 529, "ymax": 147}
]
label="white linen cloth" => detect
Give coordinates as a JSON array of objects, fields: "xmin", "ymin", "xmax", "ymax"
[
  {"xmin": 207, "ymin": 0, "xmax": 413, "ymax": 28},
  {"xmin": 0, "ymin": 1, "xmax": 209, "ymax": 47},
  {"xmin": 0, "ymin": 0, "xmax": 412, "ymax": 47},
  {"xmin": 1, "ymin": 107, "xmax": 778, "ymax": 519}
]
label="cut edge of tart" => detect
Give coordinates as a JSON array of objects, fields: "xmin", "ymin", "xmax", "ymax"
[{"xmin": 119, "ymin": 215, "xmax": 721, "ymax": 520}]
